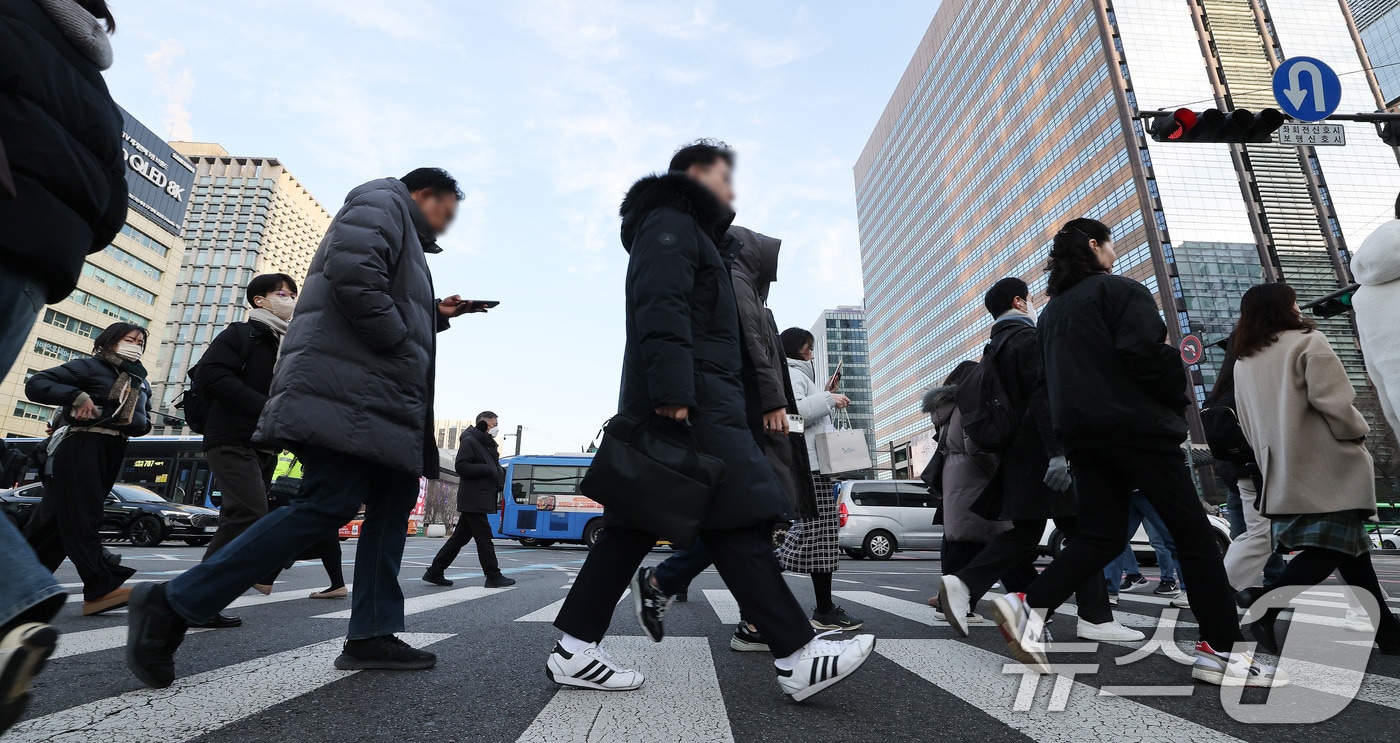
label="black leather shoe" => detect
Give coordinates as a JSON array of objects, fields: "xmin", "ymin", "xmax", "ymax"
[
  {"xmin": 188, "ymin": 612, "xmax": 241, "ymax": 629},
  {"xmin": 125, "ymin": 583, "xmax": 188, "ymax": 688},
  {"xmin": 421, "ymin": 571, "xmax": 453, "ymax": 587},
  {"xmin": 484, "ymin": 575, "xmax": 516, "ymax": 588}
]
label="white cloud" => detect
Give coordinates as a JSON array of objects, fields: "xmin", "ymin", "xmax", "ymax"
[
  {"xmin": 303, "ymin": 0, "xmax": 445, "ymax": 42},
  {"xmin": 143, "ymin": 40, "xmax": 194, "ymax": 140}
]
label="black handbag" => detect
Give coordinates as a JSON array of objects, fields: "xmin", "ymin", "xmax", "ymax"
[{"xmin": 579, "ymin": 413, "xmax": 724, "ymax": 550}]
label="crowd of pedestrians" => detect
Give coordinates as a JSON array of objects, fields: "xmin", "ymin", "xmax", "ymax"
[{"xmin": 5, "ymin": 0, "xmax": 1400, "ymax": 733}]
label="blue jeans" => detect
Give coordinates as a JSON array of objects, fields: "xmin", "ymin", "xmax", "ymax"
[
  {"xmin": 1104, "ymin": 493, "xmax": 1181, "ymax": 590},
  {"xmin": 0, "ymin": 268, "xmax": 66, "ymax": 631},
  {"xmin": 167, "ymin": 445, "xmax": 419, "ymax": 639}
]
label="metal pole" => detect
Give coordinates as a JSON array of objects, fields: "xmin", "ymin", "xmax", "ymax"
[
  {"xmin": 888, "ymin": 441, "xmax": 896, "ymax": 480},
  {"xmin": 514, "ymin": 425, "xmax": 523, "ymax": 456}
]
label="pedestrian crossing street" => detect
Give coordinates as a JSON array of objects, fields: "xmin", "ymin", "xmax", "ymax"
[{"xmin": 14, "ymin": 550, "xmax": 1400, "ymax": 742}]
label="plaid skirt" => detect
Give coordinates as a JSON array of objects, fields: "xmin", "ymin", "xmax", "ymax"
[
  {"xmin": 1272, "ymin": 510, "xmax": 1371, "ymax": 557},
  {"xmin": 777, "ymin": 473, "xmax": 840, "ymax": 573}
]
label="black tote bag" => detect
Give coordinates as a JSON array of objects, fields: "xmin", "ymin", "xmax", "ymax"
[{"xmin": 580, "ymin": 413, "xmax": 724, "ymax": 550}]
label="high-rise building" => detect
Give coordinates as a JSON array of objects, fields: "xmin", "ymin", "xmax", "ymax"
[
  {"xmin": 1349, "ymin": 0, "xmax": 1400, "ymax": 105},
  {"xmin": 809, "ymin": 306, "xmax": 878, "ymax": 474},
  {"xmin": 855, "ymin": 0, "xmax": 1400, "ymax": 484},
  {"xmin": 435, "ymin": 419, "xmax": 477, "ymax": 452},
  {"xmin": 2, "ymin": 108, "xmax": 194, "ymax": 437},
  {"xmin": 150, "ymin": 143, "xmax": 331, "ymax": 429}
]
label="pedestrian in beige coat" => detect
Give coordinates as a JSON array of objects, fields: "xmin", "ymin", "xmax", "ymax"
[{"xmin": 1230, "ymin": 282, "xmax": 1399, "ymax": 655}]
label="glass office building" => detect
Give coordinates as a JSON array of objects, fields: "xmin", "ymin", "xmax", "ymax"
[
  {"xmin": 856, "ymin": 0, "xmax": 1400, "ymax": 481},
  {"xmin": 150, "ymin": 143, "xmax": 330, "ymax": 430},
  {"xmin": 810, "ymin": 306, "xmax": 877, "ymax": 472},
  {"xmin": 1350, "ymin": 0, "xmax": 1400, "ymax": 105}
]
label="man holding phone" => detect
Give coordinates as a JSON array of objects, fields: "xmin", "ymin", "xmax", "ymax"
[{"xmin": 127, "ymin": 168, "xmax": 488, "ymax": 686}]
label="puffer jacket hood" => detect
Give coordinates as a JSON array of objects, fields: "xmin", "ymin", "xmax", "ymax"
[
  {"xmin": 923, "ymin": 383, "xmax": 958, "ymax": 429},
  {"xmin": 726, "ymin": 225, "xmax": 781, "ymax": 302},
  {"xmin": 619, "ymin": 173, "xmax": 732, "ymax": 253},
  {"xmin": 1353, "ymin": 219, "xmax": 1400, "ymax": 286}
]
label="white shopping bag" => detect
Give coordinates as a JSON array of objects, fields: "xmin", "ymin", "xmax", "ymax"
[{"xmin": 814, "ymin": 411, "xmax": 872, "ymax": 474}]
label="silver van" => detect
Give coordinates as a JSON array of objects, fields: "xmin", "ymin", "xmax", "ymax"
[{"xmin": 835, "ymin": 480, "xmax": 939, "ymax": 559}]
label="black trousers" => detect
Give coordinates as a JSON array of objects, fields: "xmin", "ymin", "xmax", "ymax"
[
  {"xmin": 24, "ymin": 432, "xmax": 136, "ymax": 601},
  {"xmin": 429, "ymin": 512, "xmax": 500, "ymax": 577},
  {"xmin": 957, "ymin": 518, "xmax": 1111, "ymax": 624},
  {"xmin": 204, "ymin": 446, "xmax": 278, "ymax": 559},
  {"xmin": 555, "ymin": 524, "xmax": 815, "ymax": 657},
  {"xmin": 1269, "ymin": 548, "xmax": 1400, "ymax": 645},
  {"xmin": 1025, "ymin": 447, "xmax": 1243, "ymax": 648}
]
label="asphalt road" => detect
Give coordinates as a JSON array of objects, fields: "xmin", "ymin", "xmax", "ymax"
[{"xmin": 9, "ymin": 538, "xmax": 1400, "ymax": 742}]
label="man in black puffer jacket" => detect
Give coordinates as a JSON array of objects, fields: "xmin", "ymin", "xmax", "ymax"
[{"xmin": 423, "ymin": 412, "xmax": 514, "ymax": 589}]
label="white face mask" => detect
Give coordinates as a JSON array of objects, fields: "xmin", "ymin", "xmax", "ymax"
[
  {"xmin": 488, "ymin": 426, "xmax": 501, "ymax": 437},
  {"xmin": 1024, "ymin": 298, "xmax": 1039, "ymax": 323},
  {"xmin": 261, "ymin": 294, "xmax": 296, "ymax": 321},
  {"xmin": 114, "ymin": 342, "xmax": 144, "ymax": 362}
]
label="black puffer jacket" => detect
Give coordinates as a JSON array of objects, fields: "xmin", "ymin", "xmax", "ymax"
[
  {"xmin": 0, "ymin": 0, "xmax": 127, "ymax": 303},
  {"xmin": 1038, "ymin": 273, "xmax": 1189, "ymax": 453},
  {"xmin": 614, "ymin": 173, "xmax": 791, "ymax": 530},
  {"xmin": 454, "ymin": 425, "xmax": 504, "ymax": 514},
  {"xmin": 26, "ymin": 356, "xmax": 152, "ymax": 436},
  {"xmin": 195, "ymin": 320, "xmax": 279, "ymax": 450},
  {"xmin": 253, "ymin": 178, "xmax": 450, "ymax": 476}
]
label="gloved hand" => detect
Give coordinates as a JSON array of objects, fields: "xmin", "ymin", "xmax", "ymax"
[{"xmin": 1043, "ymin": 455, "xmax": 1072, "ymax": 493}]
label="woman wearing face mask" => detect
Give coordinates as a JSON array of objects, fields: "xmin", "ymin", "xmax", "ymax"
[
  {"xmin": 778, "ymin": 328, "xmax": 863, "ymax": 631},
  {"xmin": 23, "ymin": 322, "xmax": 151, "ymax": 615},
  {"xmin": 986, "ymin": 218, "xmax": 1283, "ymax": 688}
]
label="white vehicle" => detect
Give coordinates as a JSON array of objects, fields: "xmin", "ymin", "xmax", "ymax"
[
  {"xmin": 835, "ymin": 480, "xmax": 940, "ymax": 559},
  {"xmin": 1039, "ymin": 514, "xmax": 1233, "ymax": 561}
]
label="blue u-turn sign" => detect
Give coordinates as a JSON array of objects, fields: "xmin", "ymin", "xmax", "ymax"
[{"xmin": 1273, "ymin": 56, "xmax": 1342, "ymax": 122}]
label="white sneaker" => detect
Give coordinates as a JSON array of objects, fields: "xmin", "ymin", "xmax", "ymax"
[
  {"xmin": 546, "ymin": 642, "xmax": 644, "ymax": 691},
  {"xmin": 1077, "ymin": 618, "xmax": 1145, "ymax": 642},
  {"xmin": 1171, "ymin": 591, "xmax": 1191, "ymax": 609},
  {"xmin": 939, "ymin": 575, "xmax": 972, "ymax": 638},
  {"xmin": 989, "ymin": 592, "xmax": 1051, "ymax": 673},
  {"xmin": 1190, "ymin": 641, "xmax": 1288, "ymax": 687},
  {"xmin": 1108, "ymin": 594, "xmax": 1119, "ymax": 605},
  {"xmin": 933, "ymin": 609, "xmax": 985, "ymax": 624},
  {"xmin": 776, "ymin": 631, "xmax": 875, "ymax": 702}
]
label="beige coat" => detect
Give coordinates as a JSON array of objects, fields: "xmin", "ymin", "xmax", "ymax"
[{"xmin": 1233, "ymin": 329, "xmax": 1375, "ymax": 517}]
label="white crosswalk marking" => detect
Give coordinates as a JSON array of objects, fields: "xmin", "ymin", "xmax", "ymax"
[
  {"xmin": 516, "ymin": 598, "xmax": 567, "ymax": 623},
  {"xmin": 702, "ymin": 589, "xmax": 742, "ymax": 625},
  {"xmin": 878, "ymin": 639, "xmax": 1246, "ymax": 742},
  {"xmin": 8, "ymin": 633, "xmax": 454, "ymax": 742},
  {"xmin": 314, "ymin": 585, "xmax": 512, "ymax": 619},
  {"xmin": 518, "ymin": 637, "xmax": 732, "ymax": 743},
  {"xmin": 228, "ymin": 583, "xmax": 353, "ymax": 610},
  {"xmin": 833, "ymin": 590, "xmax": 959, "ymax": 627},
  {"xmin": 51, "ymin": 626, "xmax": 211, "ymax": 660}
]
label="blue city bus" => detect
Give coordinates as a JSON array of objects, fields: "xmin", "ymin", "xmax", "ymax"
[{"xmin": 493, "ymin": 454, "xmax": 605, "ymax": 548}]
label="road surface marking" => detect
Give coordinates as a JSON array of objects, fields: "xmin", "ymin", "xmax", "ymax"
[
  {"xmin": 833, "ymin": 590, "xmax": 956, "ymax": 627},
  {"xmin": 227, "ymin": 583, "xmax": 353, "ymax": 610},
  {"xmin": 516, "ymin": 598, "xmax": 567, "ymax": 623},
  {"xmin": 878, "ymin": 639, "xmax": 1245, "ymax": 742},
  {"xmin": 313, "ymin": 586, "xmax": 512, "ymax": 619},
  {"xmin": 51, "ymin": 626, "xmax": 211, "ymax": 660},
  {"xmin": 878, "ymin": 585, "xmax": 919, "ymax": 593},
  {"xmin": 702, "ymin": 589, "xmax": 742, "ymax": 625},
  {"xmin": 7, "ymin": 633, "xmax": 454, "ymax": 742},
  {"xmin": 518, "ymin": 637, "xmax": 731, "ymax": 743}
]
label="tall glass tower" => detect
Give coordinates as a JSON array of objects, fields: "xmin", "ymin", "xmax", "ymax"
[{"xmin": 809, "ymin": 306, "xmax": 877, "ymax": 473}]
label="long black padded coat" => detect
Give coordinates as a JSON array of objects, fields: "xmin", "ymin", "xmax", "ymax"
[
  {"xmin": 253, "ymin": 178, "xmax": 449, "ymax": 477},
  {"xmin": 613, "ymin": 173, "xmax": 791, "ymax": 531}
]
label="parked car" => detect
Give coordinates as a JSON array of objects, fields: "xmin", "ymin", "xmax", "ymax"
[
  {"xmin": 836, "ymin": 480, "xmax": 940, "ymax": 559},
  {"xmin": 1370, "ymin": 526, "xmax": 1400, "ymax": 551},
  {"xmin": 1039, "ymin": 514, "xmax": 1233, "ymax": 559},
  {"xmin": 0, "ymin": 483, "xmax": 220, "ymax": 547}
]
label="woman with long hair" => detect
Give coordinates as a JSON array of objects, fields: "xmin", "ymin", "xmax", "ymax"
[
  {"xmin": 1230, "ymin": 283, "xmax": 1400, "ymax": 653},
  {"xmin": 778, "ymin": 327, "xmax": 863, "ymax": 631},
  {"xmin": 24, "ymin": 322, "xmax": 151, "ymax": 615},
  {"xmin": 986, "ymin": 218, "xmax": 1283, "ymax": 687}
]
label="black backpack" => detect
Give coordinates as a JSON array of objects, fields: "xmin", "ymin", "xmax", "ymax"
[
  {"xmin": 1200, "ymin": 393, "xmax": 1255, "ymax": 464},
  {"xmin": 173, "ymin": 362, "xmax": 213, "ymax": 434},
  {"xmin": 954, "ymin": 326, "xmax": 1027, "ymax": 454}
]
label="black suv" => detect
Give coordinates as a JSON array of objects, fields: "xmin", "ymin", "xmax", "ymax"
[{"xmin": 0, "ymin": 483, "xmax": 220, "ymax": 547}]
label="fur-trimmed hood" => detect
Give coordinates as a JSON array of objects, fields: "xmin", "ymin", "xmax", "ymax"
[
  {"xmin": 619, "ymin": 173, "xmax": 733, "ymax": 253},
  {"xmin": 923, "ymin": 383, "xmax": 959, "ymax": 430}
]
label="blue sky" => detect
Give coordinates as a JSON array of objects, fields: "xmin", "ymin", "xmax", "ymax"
[{"xmin": 104, "ymin": 0, "xmax": 937, "ymax": 452}]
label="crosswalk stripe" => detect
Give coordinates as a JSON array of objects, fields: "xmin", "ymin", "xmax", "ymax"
[
  {"xmin": 313, "ymin": 586, "xmax": 512, "ymax": 619},
  {"xmin": 702, "ymin": 589, "xmax": 741, "ymax": 625},
  {"xmin": 51, "ymin": 626, "xmax": 211, "ymax": 660},
  {"xmin": 227, "ymin": 584, "xmax": 353, "ymax": 610},
  {"xmin": 7, "ymin": 633, "xmax": 455, "ymax": 742},
  {"xmin": 877, "ymin": 639, "xmax": 1246, "ymax": 742},
  {"xmin": 832, "ymin": 590, "xmax": 963, "ymax": 627},
  {"xmin": 516, "ymin": 598, "xmax": 567, "ymax": 623},
  {"xmin": 517, "ymin": 637, "xmax": 732, "ymax": 743}
]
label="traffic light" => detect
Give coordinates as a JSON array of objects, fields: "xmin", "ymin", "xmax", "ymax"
[
  {"xmin": 1301, "ymin": 283, "xmax": 1360, "ymax": 319},
  {"xmin": 1381, "ymin": 121, "xmax": 1400, "ymax": 147},
  {"xmin": 1147, "ymin": 108, "xmax": 1285, "ymax": 143}
]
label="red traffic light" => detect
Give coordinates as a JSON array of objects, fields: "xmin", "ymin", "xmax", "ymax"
[{"xmin": 1148, "ymin": 108, "xmax": 1198, "ymax": 141}]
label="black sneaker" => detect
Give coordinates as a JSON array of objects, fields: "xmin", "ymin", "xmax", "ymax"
[
  {"xmin": 1121, "ymin": 575, "xmax": 1149, "ymax": 592},
  {"xmin": 629, "ymin": 566, "xmax": 673, "ymax": 643},
  {"xmin": 125, "ymin": 582, "xmax": 189, "ymax": 689},
  {"xmin": 334, "ymin": 635, "xmax": 437, "ymax": 670},
  {"xmin": 421, "ymin": 570, "xmax": 453, "ymax": 587},
  {"xmin": 810, "ymin": 605, "xmax": 864, "ymax": 631},
  {"xmin": 485, "ymin": 575, "xmax": 517, "ymax": 588},
  {"xmin": 730, "ymin": 623, "xmax": 769, "ymax": 652},
  {"xmin": 1153, "ymin": 579, "xmax": 1180, "ymax": 596},
  {"xmin": 188, "ymin": 612, "xmax": 242, "ymax": 629},
  {"xmin": 675, "ymin": 588, "xmax": 688, "ymax": 603}
]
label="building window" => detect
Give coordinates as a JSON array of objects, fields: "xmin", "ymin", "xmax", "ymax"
[
  {"xmin": 13, "ymin": 400, "xmax": 56, "ymax": 422},
  {"xmin": 65, "ymin": 289, "xmax": 150, "ymax": 327},
  {"xmin": 118, "ymin": 224, "xmax": 170, "ymax": 258},
  {"xmin": 41, "ymin": 308, "xmax": 103, "ymax": 339},
  {"xmin": 80, "ymin": 264, "xmax": 156, "ymax": 304},
  {"xmin": 31, "ymin": 337, "xmax": 86, "ymax": 363},
  {"xmin": 100, "ymin": 245, "xmax": 163, "ymax": 282}
]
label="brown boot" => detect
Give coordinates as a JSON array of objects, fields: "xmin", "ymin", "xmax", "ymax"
[{"xmin": 83, "ymin": 586, "xmax": 133, "ymax": 616}]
